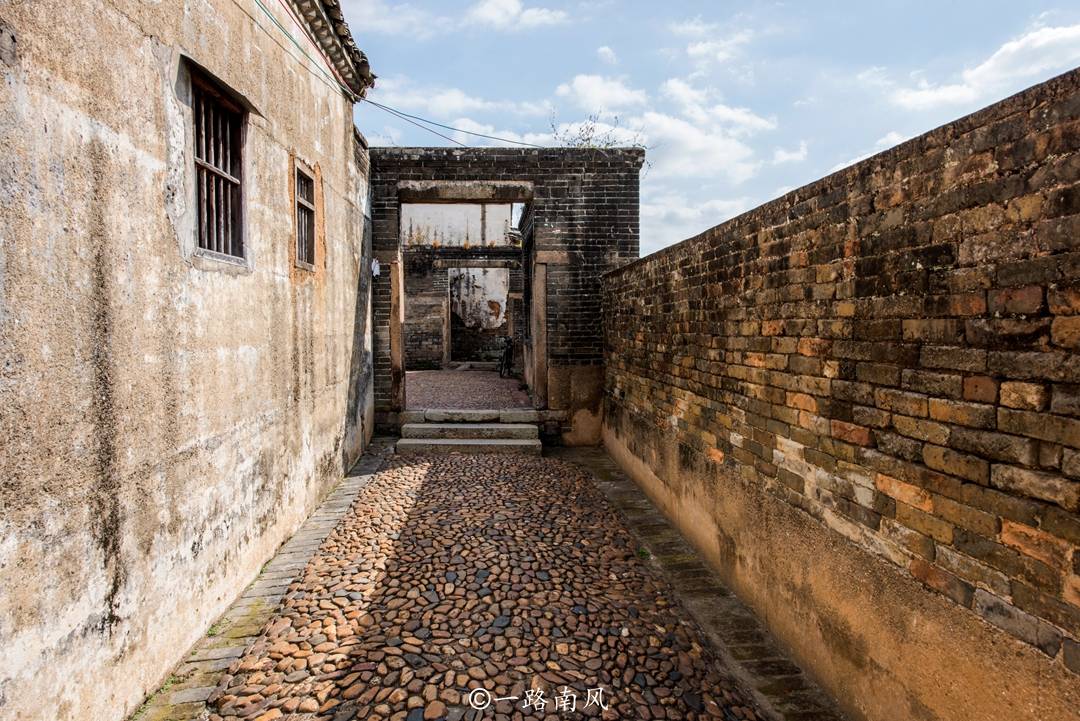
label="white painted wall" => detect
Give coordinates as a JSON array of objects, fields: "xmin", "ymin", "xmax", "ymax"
[
  {"xmin": 449, "ymin": 267, "xmax": 509, "ymax": 329},
  {"xmin": 401, "ymin": 203, "xmax": 513, "ymax": 247}
]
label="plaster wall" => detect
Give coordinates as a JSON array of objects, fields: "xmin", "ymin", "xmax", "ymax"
[
  {"xmin": 401, "ymin": 203, "xmax": 512, "ymax": 247},
  {"xmin": 0, "ymin": 2, "xmax": 372, "ymax": 721},
  {"xmin": 401, "ymin": 203, "xmax": 515, "ymax": 367}
]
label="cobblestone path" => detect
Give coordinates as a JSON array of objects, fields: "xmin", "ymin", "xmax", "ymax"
[
  {"xmin": 207, "ymin": 454, "xmax": 764, "ymax": 721},
  {"xmin": 406, "ymin": 371, "xmax": 532, "ymax": 410}
]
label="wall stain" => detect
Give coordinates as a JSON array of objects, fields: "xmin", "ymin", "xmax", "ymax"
[{"xmin": 87, "ymin": 140, "xmax": 125, "ymax": 633}]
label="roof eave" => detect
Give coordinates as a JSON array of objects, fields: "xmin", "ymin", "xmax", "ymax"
[{"xmin": 292, "ymin": 0, "xmax": 376, "ymax": 99}]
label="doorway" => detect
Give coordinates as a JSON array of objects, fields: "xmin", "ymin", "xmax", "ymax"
[{"xmin": 400, "ymin": 201, "xmax": 529, "ymax": 410}]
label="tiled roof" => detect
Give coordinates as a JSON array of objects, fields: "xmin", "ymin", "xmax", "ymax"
[{"xmin": 294, "ymin": 0, "xmax": 375, "ymax": 97}]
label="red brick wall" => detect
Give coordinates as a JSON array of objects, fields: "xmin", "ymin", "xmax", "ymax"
[{"xmin": 603, "ymin": 68, "xmax": 1080, "ymax": 689}]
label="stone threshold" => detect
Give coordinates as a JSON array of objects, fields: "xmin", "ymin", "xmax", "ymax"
[
  {"xmin": 549, "ymin": 446, "xmax": 847, "ymax": 721},
  {"xmin": 400, "ymin": 408, "xmax": 569, "ymax": 424},
  {"xmin": 129, "ymin": 439, "xmax": 395, "ymax": 721}
]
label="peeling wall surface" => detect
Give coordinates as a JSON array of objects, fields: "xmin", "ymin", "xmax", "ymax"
[
  {"xmin": 401, "ymin": 203, "xmax": 512, "ymax": 247},
  {"xmin": 0, "ymin": 2, "xmax": 373, "ymax": 721},
  {"xmin": 449, "ymin": 267, "xmax": 509, "ymax": 330},
  {"xmin": 602, "ymin": 69, "xmax": 1080, "ymax": 721},
  {"xmin": 449, "ymin": 266, "xmax": 510, "ymax": 362}
]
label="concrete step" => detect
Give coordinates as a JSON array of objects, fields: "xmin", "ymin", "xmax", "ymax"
[
  {"xmin": 395, "ymin": 438, "xmax": 542, "ymax": 455},
  {"xmin": 401, "ymin": 423, "xmax": 539, "ymax": 440},
  {"xmin": 424, "ymin": 409, "xmax": 502, "ymax": 422},
  {"xmin": 401, "ymin": 409, "xmax": 569, "ymax": 424}
]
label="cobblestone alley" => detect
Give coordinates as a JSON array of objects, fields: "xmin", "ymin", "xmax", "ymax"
[{"xmin": 156, "ymin": 452, "xmax": 777, "ymax": 721}]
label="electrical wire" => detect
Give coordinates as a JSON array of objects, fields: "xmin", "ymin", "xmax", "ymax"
[
  {"xmin": 363, "ymin": 101, "xmax": 467, "ymax": 146},
  {"xmin": 251, "ymin": 0, "xmax": 354, "ymax": 97},
  {"xmin": 272, "ymin": 0, "xmax": 354, "ymax": 92},
  {"xmin": 251, "ymin": 0, "xmax": 543, "ymax": 149},
  {"xmin": 362, "ymin": 99, "xmax": 545, "ymax": 148}
]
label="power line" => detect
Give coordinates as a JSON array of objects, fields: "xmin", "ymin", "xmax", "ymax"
[
  {"xmin": 249, "ymin": 0, "xmax": 352, "ymax": 97},
  {"xmin": 249, "ymin": 0, "xmax": 541, "ymax": 149},
  {"xmin": 363, "ymin": 100, "xmax": 467, "ymax": 146},
  {"xmin": 362, "ymin": 98, "xmax": 545, "ymax": 148}
]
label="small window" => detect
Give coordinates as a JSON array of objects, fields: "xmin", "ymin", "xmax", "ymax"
[
  {"xmin": 296, "ymin": 167, "xmax": 315, "ymax": 268},
  {"xmin": 193, "ymin": 73, "xmax": 243, "ymax": 257}
]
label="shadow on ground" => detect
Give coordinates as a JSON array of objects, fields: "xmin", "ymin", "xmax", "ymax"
[{"xmin": 207, "ymin": 453, "xmax": 765, "ymax": 721}]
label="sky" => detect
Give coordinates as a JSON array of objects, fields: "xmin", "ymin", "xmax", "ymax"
[{"xmin": 343, "ymin": 1, "xmax": 1080, "ymax": 256}]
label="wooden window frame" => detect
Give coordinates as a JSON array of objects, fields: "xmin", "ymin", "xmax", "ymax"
[
  {"xmin": 192, "ymin": 71, "xmax": 245, "ymax": 261},
  {"xmin": 295, "ymin": 162, "xmax": 316, "ymax": 271}
]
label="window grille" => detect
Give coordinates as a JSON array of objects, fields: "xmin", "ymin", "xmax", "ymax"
[
  {"xmin": 296, "ymin": 168, "xmax": 315, "ymax": 267},
  {"xmin": 193, "ymin": 75, "xmax": 243, "ymax": 257}
]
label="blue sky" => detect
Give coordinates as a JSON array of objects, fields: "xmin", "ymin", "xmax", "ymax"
[{"xmin": 344, "ymin": 1, "xmax": 1080, "ymax": 255}]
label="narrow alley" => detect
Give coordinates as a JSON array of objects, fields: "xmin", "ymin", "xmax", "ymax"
[
  {"xmin": 4, "ymin": 3, "xmax": 1080, "ymax": 721},
  {"xmin": 141, "ymin": 451, "xmax": 794, "ymax": 721}
]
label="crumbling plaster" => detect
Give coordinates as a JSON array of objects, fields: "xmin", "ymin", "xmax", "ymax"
[{"xmin": 0, "ymin": 3, "xmax": 372, "ymax": 721}]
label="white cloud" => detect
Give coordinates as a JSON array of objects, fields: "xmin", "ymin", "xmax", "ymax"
[
  {"xmin": 641, "ymin": 189, "xmax": 754, "ymax": 255},
  {"xmin": 709, "ymin": 103, "xmax": 776, "ymax": 133},
  {"xmin": 342, "ymin": 0, "xmax": 565, "ymax": 36},
  {"xmin": 636, "ymin": 111, "xmax": 758, "ymax": 182},
  {"xmin": 556, "ymin": 75, "xmax": 648, "ymax": 111},
  {"xmin": 884, "ymin": 24, "xmax": 1080, "ymax": 110},
  {"xmin": 518, "ymin": 6, "xmax": 568, "ymax": 28},
  {"xmin": 371, "ymin": 76, "xmax": 550, "ymax": 118},
  {"xmin": 660, "ymin": 78, "xmax": 708, "ymax": 109},
  {"xmin": 856, "ymin": 66, "xmax": 891, "ymax": 88},
  {"xmin": 829, "ymin": 131, "xmax": 909, "ymax": 172},
  {"xmin": 685, "ymin": 30, "xmax": 754, "ymax": 65},
  {"xmin": 772, "ymin": 140, "xmax": 808, "ymax": 164},
  {"xmin": 660, "ymin": 78, "xmax": 776, "ymax": 133},
  {"xmin": 342, "ymin": 0, "xmax": 450, "ymax": 38},
  {"xmin": 669, "ymin": 17, "xmax": 719, "ymax": 37},
  {"xmin": 597, "ymin": 46, "xmax": 618, "ymax": 65},
  {"xmin": 466, "ymin": 0, "xmax": 567, "ymax": 29},
  {"xmin": 875, "ymin": 131, "xmax": 908, "ymax": 147}
]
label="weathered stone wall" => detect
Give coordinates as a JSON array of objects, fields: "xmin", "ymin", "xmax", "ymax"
[
  {"xmin": 449, "ymin": 266, "xmax": 511, "ymax": 362},
  {"xmin": 0, "ymin": 3, "xmax": 373, "ymax": 721},
  {"xmin": 370, "ymin": 148, "xmax": 643, "ymax": 442},
  {"xmin": 602, "ymin": 69, "xmax": 1080, "ymax": 721}
]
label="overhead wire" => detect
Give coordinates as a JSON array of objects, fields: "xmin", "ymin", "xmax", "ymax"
[
  {"xmin": 361, "ymin": 99, "xmax": 545, "ymax": 148},
  {"xmin": 250, "ymin": 0, "xmax": 544, "ymax": 148},
  {"xmin": 250, "ymin": 0, "xmax": 354, "ymax": 97},
  {"xmin": 362, "ymin": 100, "xmax": 467, "ymax": 146}
]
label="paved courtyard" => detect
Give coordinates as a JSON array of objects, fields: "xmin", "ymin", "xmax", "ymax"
[
  {"xmin": 406, "ymin": 371, "xmax": 532, "ymax": 410},
  {"xmin": 204, "ymin": 454, "xmax": 764, "ymax": 721}
]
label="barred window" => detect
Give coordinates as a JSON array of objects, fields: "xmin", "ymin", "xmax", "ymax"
[
  {"xmin": 193, "ymin": 74, "xmax": 243, "ymax": 257},
  {"xmin": 296, "ymin": 167, "xmax": 315, "ymax": 267}
]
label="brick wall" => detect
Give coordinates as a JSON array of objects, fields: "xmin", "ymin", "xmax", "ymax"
[
  {"xmin": 602, "ymin": 69, "xmax": 1080, "ymax": 721},
  {"xmin": 404, "ymin": 249, "xmax": 447, "ymax": 370}
]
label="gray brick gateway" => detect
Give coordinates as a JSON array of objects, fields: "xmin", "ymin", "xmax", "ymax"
[{"xmin": 369, "ymin": 148, "xmax": 644, "ymax": 443}]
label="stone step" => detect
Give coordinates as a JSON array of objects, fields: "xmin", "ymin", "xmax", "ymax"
[
  {"xmin": 395, "ymin": 438, "xmax": 542, "ymax": 455},
  {"xmin": 400, "ymin": 409, "xmax": 568, "ymax": 424},
  {"xmin": 401, "ymin": 422, "xmax": 539, "ymax": 440}
]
